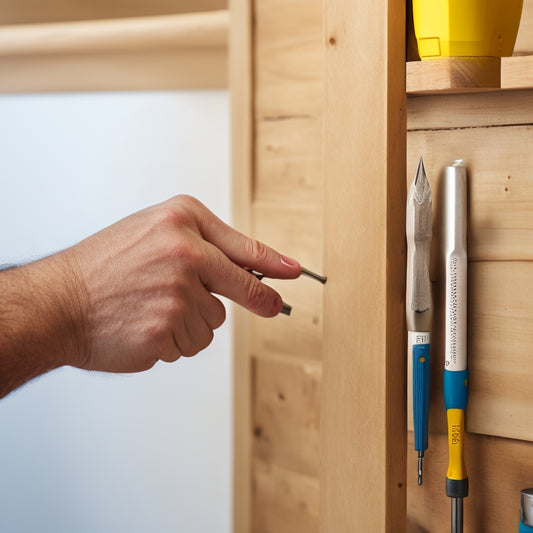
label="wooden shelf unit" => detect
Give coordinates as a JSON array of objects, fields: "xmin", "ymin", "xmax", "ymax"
[
  {"xmin": 0, "ymin": 9, "xmax": 229, "ymax": 93},
  {"xmin": 232, "ymin": 0, "xmax": 533, "ymax": 531}
]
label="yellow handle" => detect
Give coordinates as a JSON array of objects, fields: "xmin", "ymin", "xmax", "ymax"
[{"xmin": 446, "ymin": 408, "xmax": 467, "ymax": 481}]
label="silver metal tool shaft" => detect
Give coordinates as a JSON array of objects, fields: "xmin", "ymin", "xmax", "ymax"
[
  {"xmin": 452, "ymin": 497, "xmax": 463, "ymax": 533},
  {"xmin": 300, "ymin": 267, "xmax": 327, "ymax": 284}
]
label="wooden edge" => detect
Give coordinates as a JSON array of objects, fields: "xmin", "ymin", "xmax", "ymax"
[
  {"xmin": 406, "ymin": 57, "xmax": 501, "ymax": 95},
  {"xmin": 0, "ymin": 10, "xmax": 229, "ymax": 56},
  {"xmin": 0, "ymin": 48, "xmax": 227, "ymax": 93},
  {"xmin": 407, "ymin": 55, "xmax": 533, "ymax": 95},
  {"xmin": 230, "ymin": 1, "xmax": 253, "ymax": 532},
  {"xmin": 321, "ymin": 0, "xmax": 407, "ymax": 531},
  {"xmin": 501, "ymin": 54, "xmax": 533, "ymax": 89}
]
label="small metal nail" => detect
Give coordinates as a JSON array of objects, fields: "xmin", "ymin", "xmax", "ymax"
[
  {"xmin": 280, "ymin": 302, "xmax": 292, "ymax": 316},
  {"xmin": 301, "ymin": 266, "xmax": 327, "ymax": 284}
]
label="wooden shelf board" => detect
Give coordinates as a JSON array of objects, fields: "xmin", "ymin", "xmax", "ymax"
[
  {"xmin": 407, "ymin": 55, "xmax": 533, "ymax": 95},
  {"xmin": 0, "ymin": 1, "xmax": 227, "ymax": 26},
  {"xmin": 0, "ymin": 10, "xmax": 229, "ymax": 92}
]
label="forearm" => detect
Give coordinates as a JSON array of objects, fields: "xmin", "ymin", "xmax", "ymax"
[
  {"xmin": 0, "ymin": 252, "xmax": 86, "ymax": 398},
  {"xmin": 0, "ymin": 195, "xmax": 300, "ymax": 398}
]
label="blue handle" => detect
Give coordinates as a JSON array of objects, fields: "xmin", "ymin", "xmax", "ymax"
[
  {"xmin": 413, "ymin": 343, "xmax": 430, "ymax": 453},
  {"xmin": 519, "ymin": 520, "xmax": 533, "ymax": 532},
  {"xmin": 443, "ymin": 368, "xmax": 469, "ymax": 411}
]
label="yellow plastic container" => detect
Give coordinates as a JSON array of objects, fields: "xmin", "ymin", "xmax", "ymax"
[{"xmin": 412, "ymin": 0, "xmax": 523, "ymax": 59}]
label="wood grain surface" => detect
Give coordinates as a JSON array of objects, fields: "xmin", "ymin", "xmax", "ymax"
[
  {"xmin": 0, "ymin": 0, "xmax": 227, "ymax": 25},
  {"xmin": 321, "ymin": 0, "xmax": 407, "ymax": 531}
]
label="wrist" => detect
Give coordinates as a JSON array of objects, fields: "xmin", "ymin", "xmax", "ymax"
[
  {"xmin": 42, "ymin": 249, "xmax": 90, "ymax": 369},
  {"xmin": 0, "ymin": 251, "xmax": 89, "ymax": 391}
]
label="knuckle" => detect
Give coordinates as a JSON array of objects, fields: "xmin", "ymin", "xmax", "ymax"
[
  {"xmin": 167, "ymin": 238, "xmax": 203, "ymax": 272},
  {"xmin": 246, "ymin": 278, "xmax": 268, "ymax": 311},
  {"xmin": 246, "ymin": 238, "xmax": 269, "ymax": 263},
  {"xmin": 171, "ymin": 195, "xmax": 202, "ymax": 220},
  {"xmin": 157, "ymin": 205, "xmax": 190, "ymax": 230},
  {"xmin": 158, "ymin": 195, "xmax": 199, "ymax": 231},
  {"xmin": 183, "ymin": 330, "xmax": 214, "ymax": 358}
]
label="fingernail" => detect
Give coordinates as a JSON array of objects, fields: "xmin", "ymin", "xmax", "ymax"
[{"xmin": 280, "ymin": 254, "xmax": 300, "ymax": 268}]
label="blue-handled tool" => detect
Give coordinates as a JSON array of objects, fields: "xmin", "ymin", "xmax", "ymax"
[
  {"xmin": 443, "ymin": 160, "xmax": 469, "ymax": 533},
  {"xmin": 406, "ymin": 157, "xmax": 433, "ymax": 486}
]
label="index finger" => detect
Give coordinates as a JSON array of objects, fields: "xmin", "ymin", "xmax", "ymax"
[
  {"xmin": 175, "ymin": 196, "xmax": 301, "ymax": 279},
  {"xmin": 199, "ymin": 241, "xmax": 285, "ymax": 318}
]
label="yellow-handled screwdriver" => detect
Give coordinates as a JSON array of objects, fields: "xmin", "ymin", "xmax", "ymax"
[{"xmin": 443, "ymin": 160, "xmax": 469, "ymax": 533}]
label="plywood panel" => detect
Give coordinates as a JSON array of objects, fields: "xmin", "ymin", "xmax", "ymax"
[
  {"xmin": 321, "ymin": 0, "xmax": 407, "ymax": 531},
  {"xmin": 251, "ymin": 277, "xmax": 323, "ymax": 362},
  {"xmin": 254, "ymin": 0, "xmax": 322, "ymax": 119},
  {"xmin": 407, "ymin": 90, "xmax": 533, "ymax": 131},
  {"xmin": 252, "ymin": 459, "xmax": 319, "ymax": 533},
  {"xmin": 250, "ymin": 1, "xmax": 324, "ymax": 531},
  {"xmin": 407, "ymin": 431, "xmax": 533, "ymax": 533},
  {"xmin": 407, "ymin": 125, "xmax": 533, "ymax": 265},
  {"xmin": 252, "ymin": 203, "xmax": 323, "ymax": 269},
  {"xmin": 254, "ymin": 116, "xmax": 323, "ymax": 206},
  {"xmin": 408, "ymin": 262, "xmax": 533, "ymax": 443},
  {"xmin": 468, "ymin": 261, "xmax": 533, "ymax": 441},
  {"xmin": 250, "ymin": 204, "xmax": 324, "ymax": 360},
  {"xmin": 252, "ymin": 356, "xmax": 321, "ymax": 478},
  {"xmin": 0, "ymin": 0, "xmax": 227, "ymax": 25}
]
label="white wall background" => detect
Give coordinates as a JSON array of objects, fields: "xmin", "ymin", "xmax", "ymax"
[{"xmin": 0, "ymin": 91, "xmax": 231, "ymax": 533}]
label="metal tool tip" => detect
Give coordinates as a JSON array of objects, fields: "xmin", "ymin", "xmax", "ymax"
[
  {"xmin": 414, "ymin": 157, "xmax": 428, "ymax": 188},
  {"xmin": 300, "ymin": 267, "xmax": 327, "ymax": 284},
  {"xmin": 410, "ymin": 157, "xmax": 431, "ymax": 206},
  {"xmin": 415, "ymin": 157, "xmax": 425, "ymax": 184},
  {"xmin": 417, "ymin": 454, "xmax": 423, "ymax": 486}
]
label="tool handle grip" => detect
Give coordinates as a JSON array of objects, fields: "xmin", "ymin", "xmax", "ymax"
[
  {"xmin": 520, "ymin": 521, "xmax": 533, "ymax": 532},
  {"xmin": 445, "ymin": 370, "xmax": 469, "ymax": 497},
  {"xmin": 413, "ymin": 342, "xmax": 430, "ymax": 453},
  {"xmin": 446, "ymin": 407, "xmax": 469, "ymax": 497},
  {"xmin": 444, "ymin": 369, "xmax": 469, "ymax": 411}
]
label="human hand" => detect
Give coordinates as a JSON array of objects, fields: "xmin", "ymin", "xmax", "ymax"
[{"xmin": 66, "ymin": 195, "xmax": 300, "ymax": 373}]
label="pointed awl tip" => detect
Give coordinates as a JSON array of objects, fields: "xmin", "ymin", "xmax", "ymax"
[
  {"xmin": 414, "ymin": 157, "xmax": 427, "ymax": 188},
  {"xmin": 410, "ymin": 156, "xmax": 431, "ymax": 206}
]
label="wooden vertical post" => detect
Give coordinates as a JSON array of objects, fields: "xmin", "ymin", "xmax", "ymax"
[
  {"xmin": 320, "ymin": 0, "xmax": 407, "ymax": 531},
  {"xmin": 230, "ymin": 1, "xmax": 253, "ymax": 532}
]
